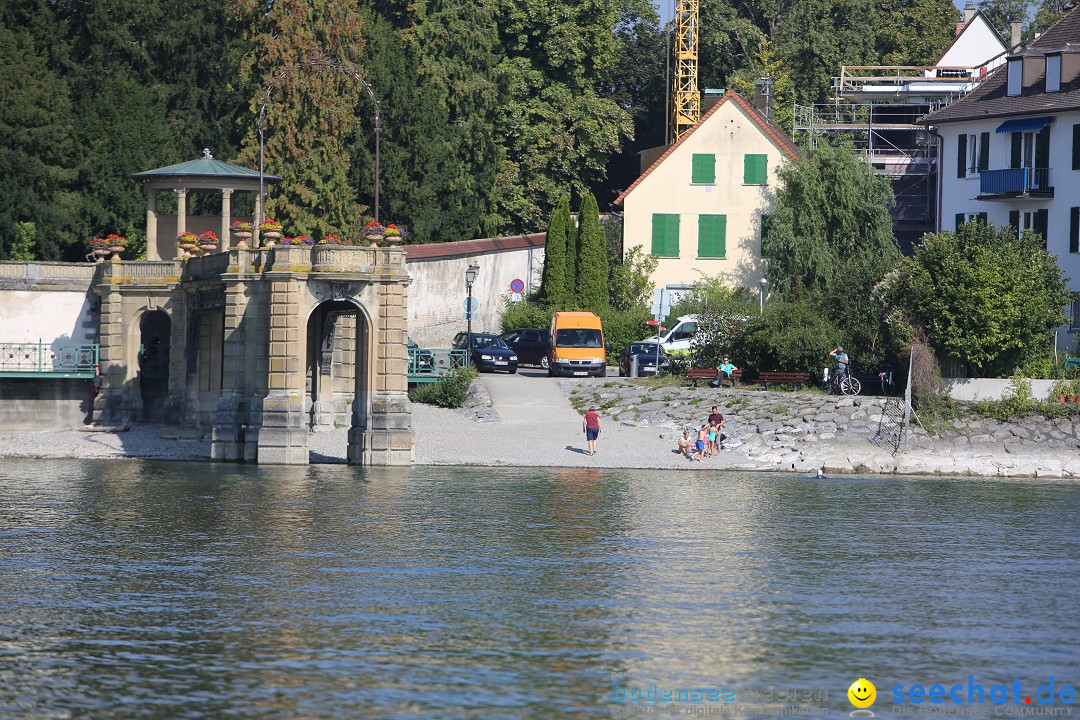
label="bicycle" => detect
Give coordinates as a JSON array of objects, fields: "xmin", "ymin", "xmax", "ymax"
[{"xmin": 823, "ymin": 364, "xmax": 861, "ymax": 396}]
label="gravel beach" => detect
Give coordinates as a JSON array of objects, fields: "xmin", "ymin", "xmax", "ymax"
[{"xmin": 3, "ymin": 369, "xmax": 1079, "ymax": 478}]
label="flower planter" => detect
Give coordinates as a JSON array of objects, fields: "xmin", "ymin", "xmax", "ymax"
[
  {"xmin": 1070, "ymin": 396, "xmax": 1080, "ymax": 403},
  {"xmin": 364, "ymin": 233, "xmax": 384, "ymax": 247},
  {"xmin": 200, "ymin": 243, "xmax": 218, "ymax": 254},
  {"xmin": 230, "ymin": 230, "xmax": 252, "ymax": 249},
  {"xmin": 384, "ymin": 234, "xmax": 403, "ymax": 247},
  {"xmin": 1058, "ymin": 396, "xmax": 1068, "ymax": 403},
  {"xmin": 92, "ymin": 247, "xmax": 109, "ymax": 263}
]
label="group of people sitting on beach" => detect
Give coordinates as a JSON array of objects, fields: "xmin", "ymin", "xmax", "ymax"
[{"xmin": 677, "ymin": 406, "xmax": 727, "ymax": 461}]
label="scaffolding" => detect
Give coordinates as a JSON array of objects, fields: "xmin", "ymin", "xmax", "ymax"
[{"xmin": 671, "ymin": 0, "xmax": 699, "ymax": 142}]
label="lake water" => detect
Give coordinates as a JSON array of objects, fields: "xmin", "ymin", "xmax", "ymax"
[{"xmin": 1, "ymin": 460, "xmax": 1078, "ymax": 719}]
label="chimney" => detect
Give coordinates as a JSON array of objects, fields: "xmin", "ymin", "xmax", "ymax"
[
  {"xmin": 964, "ymin": 2, "xmax": 976, "ymax": 24},
  {"xmin": 1011, "ymin": 15, "xmax": 1023, "ymax": 49}
]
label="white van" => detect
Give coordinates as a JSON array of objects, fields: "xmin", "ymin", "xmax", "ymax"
[{"xmin": 640, "ymin": 314, "xmax": 699, "ymax": 351}]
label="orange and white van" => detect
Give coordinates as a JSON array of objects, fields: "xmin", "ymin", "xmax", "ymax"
[{"xmin": 548, "ymin": 312, "xmax": 609, "ymax": 377}]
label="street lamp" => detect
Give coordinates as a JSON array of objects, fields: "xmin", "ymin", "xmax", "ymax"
[
  {"xmin": 758, "ymin": 278, "xmax": 768, "ymax": 314},
  {"xmin": 465, "ymin": 263, "xmax": 480, "ymax": 364}
]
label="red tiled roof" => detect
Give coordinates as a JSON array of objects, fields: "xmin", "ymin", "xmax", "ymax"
[
  {"xmin": 403, "ymin": 232, "xmax": 546, "ymax": 261},
  {"xmin": 613, "ymin": 90, "xmax": 799, "ymax": 205}
]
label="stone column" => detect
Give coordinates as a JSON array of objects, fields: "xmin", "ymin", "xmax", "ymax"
[
  {"xmin": 255, "ymin": 278, "xmax": 308, "ymax": 464},
  {"xmin": 145, "ymin": 186, "xmax": 159, "ymax": 261},
  {"xmin": 253, "ymin": 192, "xmax": 262, "ymax": 246},
  {"xmin": 92, "ymin": 280, "xmax": 130, "ymax": 426},
  {"xmin": 350, "ymin": 279, "xmax": 413, "ymax": 465},
  {"xmin": 220, "ymin": 188, "xmax": 233, "ymax": 252},
  {"xmin": 212, "ymin": 273, "xmax": 250, "ymax": 460},
  {"xmin": 162, "ymin": 282, "xmax": 188, "ymax": 425},
  {"xmin": 175, "ymin": 188, "xmax": 188, "ymax": 237}
]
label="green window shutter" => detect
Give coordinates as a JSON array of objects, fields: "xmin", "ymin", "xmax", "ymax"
[
  {"xmin": 1009, "ymin": 210, "xmax": 1020, "ymax": 230},
  {"xmin": 957, "ymin": 134, "xmax": 967, "ymax": 178},
  {"xmin": 979, "ymin": 132, "xmax": 990, "ymax": 172},
  {"xmin": 1034, "ymin": 208, "xmax": 1048, "ymax": 244},
  {"xmin": 1011, "ymin": 133, "xmax": 1022, "ymax": 169},
  {"xmin": 977, "ymin": 212, "xmax": 988, "ymax": 224},
  {"xmin": 744, "ymin": 154, "xmax": 767, "ymax": 184},
  {"xmin": 955, "ymin": 213, "xmax": 965, "ymax": 231},
  {"xmin": 760, "ymin": 213, "xmax": 771, "ymax": 258},
  {"xmin": 1036, "ymin": 128, "xmax": 1050, "ymax": 169},
  {"xmin": 1070, "ymin": 207, "xmax": 1079, "ymax": 253},
  {"xmin": 698, "ymin": 214, "xmax": 727, "ymax": 257},
  {"xmin": 1073, "ymin": 125, "xmax": 1080, "ymax": 170},
  {"xmin": 651, "ymin": 213, "xmax": 680, "ymax": 256},
  {"xmin": 691, "ymin": 154, "xmax": 716, "ymax": 184}
]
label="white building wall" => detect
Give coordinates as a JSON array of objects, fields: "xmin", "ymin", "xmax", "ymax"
[
  {"xmin": 405, "ymin": 245, "xmax": 545, "ymax": 347},
  {"xmin": 937, "ymin": 16, "xmax": 1008, "ymax": 72},
  {"xmin": 621, "ymin": 98, "xmax": 793, "ymax": 292},
  {"xmin": 937, "ymin": 112, "xmax": 1080, "ymax": 336}
]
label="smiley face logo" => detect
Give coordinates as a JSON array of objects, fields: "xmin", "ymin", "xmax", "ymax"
[{"xmin": 848, "ymin": 678, "xmax": 876, "ymax": 709}]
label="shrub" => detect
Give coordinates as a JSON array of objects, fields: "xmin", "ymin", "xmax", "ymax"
[
  {"xmin": 499, "ymin": 299, "xmax": 552, "ymax": 332},
  {"xmin": 408, "ymin": 366, "xmax": 478, "ymax": 408},
  {"xmin": 599, "ymin": 307, "xmax": 653, "ymax": 364},
  {"xmin": 737, "ymin": 299, "xmax": 841, "ymax": 377}
]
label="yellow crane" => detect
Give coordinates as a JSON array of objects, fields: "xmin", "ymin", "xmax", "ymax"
[{"xmin": 672, "ymin": 0, "xmax": 700, "ymax": 142}]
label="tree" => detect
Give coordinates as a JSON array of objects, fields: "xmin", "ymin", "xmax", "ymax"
[
  {"xmin": 763, "ymin": 140, "xmax": 900, "ymax": 366},
  {"xmin": 233, "ymin": 0, "xmax": 367, "ymax": 237},
  {"xmin": 0, "ymin": 19, "xmax": 79, "ymax": 259},
  {"xmin": 727, "ymin": 39, "xmax": 796, "ymax": 133},
  {"xmin": 609, "ymin": 246, "xmax": 658, "ymax": 312},
  {"xmin": 575, "ymin": 192, "xmax": 609, "ymax": 312},
  {"xmin": 539, "ymin": 195, "xmax": 571, "ymax": 305},
  {"xmin": 10, "ymin": 222, "xmax": 36, "ymax": 261},
  {"xmin": 898, "ymin": 221, "xmax": 1071, "ymax": 377},
  {"xmin": 978, "ymin": 0, "xmax": 1033, "ymax": 39}
]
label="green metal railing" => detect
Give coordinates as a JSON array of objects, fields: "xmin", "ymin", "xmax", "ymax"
[
  {"xmin": 409, "ymin": 347, "xmax": 467, "ymax": 383},
  {"xmin": 0, "ymin": 342, "xmax": 99, "ymax": 379}
]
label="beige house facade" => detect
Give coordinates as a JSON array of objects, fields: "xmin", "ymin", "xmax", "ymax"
[{"xmin": 615, "ymin": 91, "xmax": 799, "ymax": 292}]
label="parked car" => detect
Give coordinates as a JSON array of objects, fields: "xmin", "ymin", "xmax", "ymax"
[
  {"xmin": 501, "ymin": 327, "xmax": 551, "ymax": 368},
  {"xmin": 407, "ymin": 336, "xmax": 435, "ymax": 373},
  {"xmin": 618, "ymin": 342, "xmax": 669, "ymax": 377},
  {"xmin": 452, "ymin": 332, "xmax": 519, "ymax": 373},
  {"xmin": 640, "ymin": 314, "xmax": 699, "ymax": 351}
]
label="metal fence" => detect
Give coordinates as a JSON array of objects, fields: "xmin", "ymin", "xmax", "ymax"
[
  {"xmin": 408, "ymin": 347, "xmax": 468, "ymax": 383},
  {"xmin": 0, "ymin": 342, "xmax": 99, "ymax": 378}
]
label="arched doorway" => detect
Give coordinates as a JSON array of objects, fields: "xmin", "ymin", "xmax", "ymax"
[
  {"xmin": 306, "ymin": 300, "xmax": 362, "ymax": 433},
  {"xmin": 138, "ymin": 311, "xmax": 171, "ymax": 421}
]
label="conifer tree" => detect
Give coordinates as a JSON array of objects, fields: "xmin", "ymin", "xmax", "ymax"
[
  {"xmin": 540, "ymin": 195, "xmax": 570, "ymax": 306},
  {"xmin": 566, "ymin": 201, "xmax": 579, "ymax": 295},
  {"xmin": 233, "ymin": 0, "xmax": 367, "ymax": 237},
  {"xmin": 574, "ymin": 193, "xmax": 609, "ymax": 313}
]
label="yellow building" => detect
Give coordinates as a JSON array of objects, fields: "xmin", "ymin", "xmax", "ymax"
[{"xmin": 615, "ymin": 90, "xmax": 799, "ymax": 292}]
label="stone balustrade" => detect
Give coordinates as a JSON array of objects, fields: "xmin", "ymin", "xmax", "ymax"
[{"xmin": 95, "ymin": 260, "xmax": 182, "ymax": 286}]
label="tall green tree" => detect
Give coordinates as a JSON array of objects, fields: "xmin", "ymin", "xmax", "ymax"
[
  {"xmin": 897, "ymin": 222, "xmax": 1071, "ymax": 377},
  {"xmin": 0, "ymin": 17, "xmax": 78, "ymax": 259},
  {"xmin": 233, "ymin": 0, "xmax": 367, "ymax": 237},
  {"xmin": 540, "ymin": 195, "xmax": 571, "ymax": 305},
  {"xmin": 763, "ymin": 140, "xmax": 900, "ymax": 365},
  {"xmin": 575, "ymin": 193, "xmax": 609, "ymax": 312}
]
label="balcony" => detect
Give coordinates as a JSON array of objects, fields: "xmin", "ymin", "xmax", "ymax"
[{"xmin": 978, "ymin": 168, "xmax": 1053, "ymax": 199}]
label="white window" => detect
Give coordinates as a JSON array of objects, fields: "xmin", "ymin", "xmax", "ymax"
[
  {"xmin": 1007, "ymin": 58, "xmax": 1022, "ymax": 96},
  {"xmin": 967, "ymin": 134, "xmax": 981, "ymax": 175},
  {"xmin": 1047, "ymin": 55, "xmax": 1062, "ymax": 93}
]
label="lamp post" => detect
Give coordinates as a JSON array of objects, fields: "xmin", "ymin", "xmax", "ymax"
[
  {"xmin": 465, "ymin": 263, "xmax": 479, "ymax": 365},
  {"xmin": 758, "ymin": 277, "xmax": 768, "ymax": 314}
]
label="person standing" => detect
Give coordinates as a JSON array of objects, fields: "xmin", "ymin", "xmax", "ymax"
[
  {"xmin": 707, "ymin": 405, "xmax": 726, "ymax": 451},
  {"xmin": 583, "ymin": 405, "xmax": 602, "ymax": 456},
  {"xmin": 829, "ymin": 346, "xmax": 850, "ymax": 387}
]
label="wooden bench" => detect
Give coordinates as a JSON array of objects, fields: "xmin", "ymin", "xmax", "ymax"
[
  {"xmin": 686, "ymin": 367, "xmax": 742, "ymax": 387},
  {"xmin": 756, "ymin": 371, "xmax": 810, "ymax": 390}
]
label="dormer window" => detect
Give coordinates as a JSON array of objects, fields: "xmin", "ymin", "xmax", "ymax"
[
  {"xmin": 1007, "ymin": 57, "xmax": 1022, "ymax": 96},
  {"xmin": 1047, "ymin": 53, "xmax": 1062, "ymax": 92}
]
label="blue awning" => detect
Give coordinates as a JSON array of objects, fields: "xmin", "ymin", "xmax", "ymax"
[{"xmin": 996, "ymin": 116, "xmax": 1053, "ymax": 134}]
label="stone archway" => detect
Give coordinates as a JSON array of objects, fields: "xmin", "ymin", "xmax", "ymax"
[
  {"xmin": 138, "ymin": 311, "xmax": 171, "ymax": 421},
  {"xmin": 306, "ymin": 299, "xmax": 360, "ymax": 432}
]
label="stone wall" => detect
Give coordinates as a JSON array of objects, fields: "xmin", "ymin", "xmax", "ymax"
[
  {"xmin": 404, "ymin": 234, "xmax": 545, "ymax": 346},
  {"xmin": 0, "ymin": 378, "xmax": 94, "ymax": 430},
  {"xmin": 0, "ymin": 262, "xmax": 97, "ymax": 345}
]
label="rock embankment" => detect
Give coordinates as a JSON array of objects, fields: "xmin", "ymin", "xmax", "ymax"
[{"xmin": 566, "ymin": 379, "xmax": 1080, "ymax": 478}]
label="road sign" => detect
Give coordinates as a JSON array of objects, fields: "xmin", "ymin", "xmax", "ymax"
[
  {"xmin": 510, "ymin": 292, "xmax": 523, "ymax": 303},
  {"xmin": 650, "ymin": 288, "xmax": 671, "ymax": 319},
  {"xmin": 509, "ymin": 278, "xmax": 525, "ymax": 294},
  {"xmin": 463, "ymin": 297, "xmax": 478, "ymax": 312}
]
